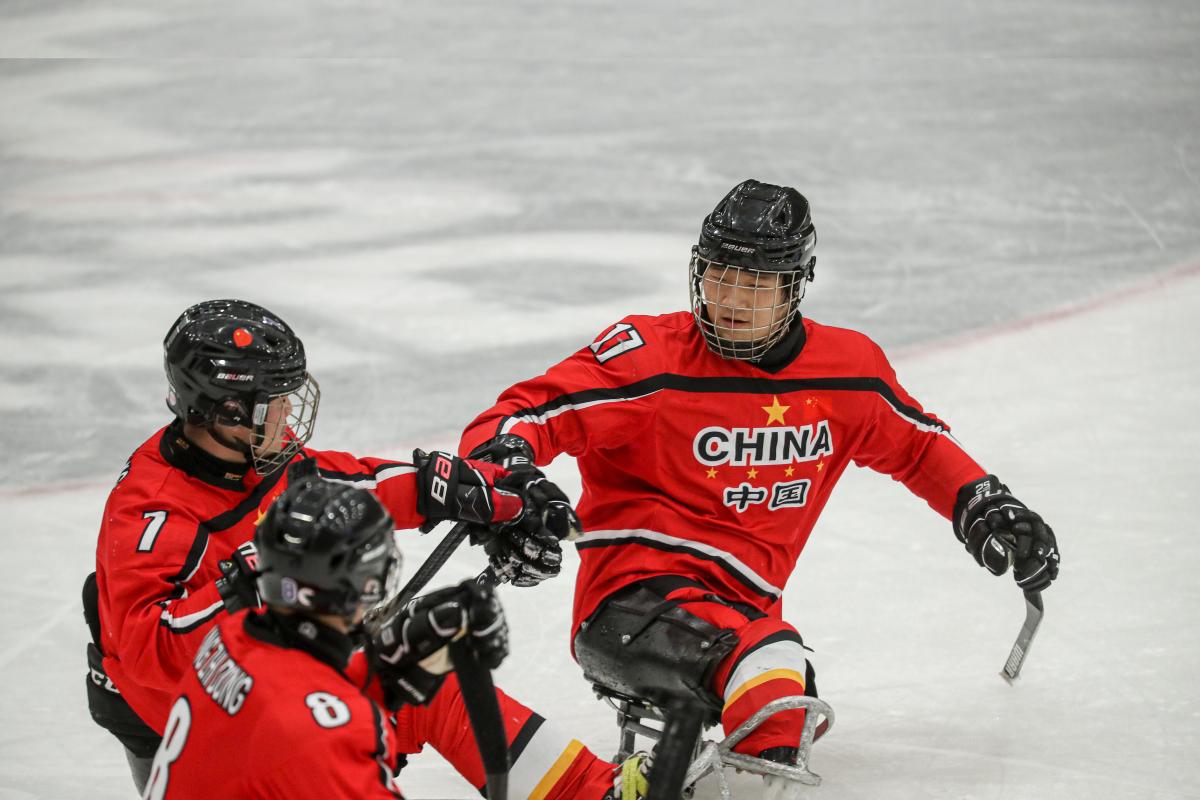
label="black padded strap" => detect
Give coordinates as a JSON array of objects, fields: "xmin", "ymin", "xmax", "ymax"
[
  {"xmin": 633, "ymin": 574, "xmax": 768, "ymax": 621},
  {"xmin": 82, "ymin": 571, "xmax": 102, "ymax": 647}
]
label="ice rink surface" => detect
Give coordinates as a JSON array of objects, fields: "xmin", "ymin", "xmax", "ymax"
[{"xmin": 1, "ymin": 1, "xmax": 1198, "ymax": 798}]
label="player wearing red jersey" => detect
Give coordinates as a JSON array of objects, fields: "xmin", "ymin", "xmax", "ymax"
[
  {"xmin": 84, "ymin": 299, "xmax": 606, "ymax": 795},
  {"xmin": 144, "ymin": 476, "xmax": 628, "ymax": 800},
  {"xmin": 461, "ymin": 179, "xmax": 1061, "ymax": 797}
]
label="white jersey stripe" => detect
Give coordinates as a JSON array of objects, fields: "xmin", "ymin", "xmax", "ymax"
[
  {"xmin": 501, "ymin": 380, "xmax": 947, "ymax": 438},
  {"xmin": 723, "ymin": 638, "xmax": 810, "ymax": 707},
  {"xmin": 575, "ymin": 528, "xmax": 783, "ymax": 598},
  {"xmin": 878, "ymin": 397, "xmax": 948, "ymax": 435},
  {"xmin": 375, "ymin": 465, "xmax": 417, "ymax": 482},
  {"xmin": 500, "ymin": 391, "xmax": 661, "ymax": 435},
  {"xmin": 507, "ymin": 717, "xmax": 584, "ymax": 799},
  {"xmin": 322, "ymin": 465, "xmax": 416, "ymax": 489},
  {"xmin": 160, "ymin": 600, "xmax": 224, "ymax": 631}
]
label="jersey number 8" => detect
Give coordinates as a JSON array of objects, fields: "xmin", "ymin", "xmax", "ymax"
[
  {"xmin": 142, "ymin": 696, "xmax": 192, "ymax": 800},
  {"xmin": 305, "ymin": 692, "xmax": 351, "ymax": 728}
]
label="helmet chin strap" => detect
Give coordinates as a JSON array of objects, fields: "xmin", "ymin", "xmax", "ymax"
[{"xmin": 207, "ymin": 423, "xmax": 254, "ymax": 462}]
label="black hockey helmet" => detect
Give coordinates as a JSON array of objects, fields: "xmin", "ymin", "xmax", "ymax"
[
  {"xmin": 163, "ymin": 299, "xmax": 319, "ymax": 475},
  {"xmin": 689, "ymin": 179, "xmax": 818, "ymax": 361},
  {"xmin": 255, "ymin": 477, "xmax": 401, "ymax": 618},
  {"xmin": 695, "ymin": 179, "xmax": 817, "ymax": 272}
]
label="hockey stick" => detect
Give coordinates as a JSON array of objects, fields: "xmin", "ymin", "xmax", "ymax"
[
  {"xmin": 450, "ymin": 635, "xmax": 509, "ymax": 800},
  {"xmin": 371, "ymin": 541, "xmax": 510, "ymax": 798},
  {"xmin": 1000, "ymin": 590, "xmax": 1043, "ymax": 684},
  {"xmin": 365, "ymin": 520, "xmax": 476, "ymax": 634},
  {"xmin": 646, "ymin": 699, "xmax": 707, "ymax": 800}
]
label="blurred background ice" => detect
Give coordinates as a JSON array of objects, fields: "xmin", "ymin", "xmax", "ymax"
[{"xmin": 1, "ymin": 2, "xmax": 1198, "ymax": 798}]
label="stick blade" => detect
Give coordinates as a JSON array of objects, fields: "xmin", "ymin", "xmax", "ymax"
[{"xmin": 1000, "ymin": 591, "xmax": 1044, "ymax": 684}]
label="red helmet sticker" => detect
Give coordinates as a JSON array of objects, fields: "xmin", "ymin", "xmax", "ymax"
[{"xmin": 232, "ymin": 327, "xmax": 254, "ymax": 348}]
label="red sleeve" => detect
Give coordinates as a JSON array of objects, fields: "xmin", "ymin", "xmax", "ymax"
[
  {"xmin": 459, "ymin": 319, "xmax": 660, "ymax": 463},
  {"xmin": 309, "ymin": 450, "xmax": 521, "ymax": 528},
  {"xmin": 309, "ymin": 450, "xmax": 425, "ymax": 530},
  {"xmin": 98, "ymin": 493, "xmax": 228, "ymax": 695},
  {"xmin": 851, "ymin": 341, "xmax": 986, "ymax": 518}
]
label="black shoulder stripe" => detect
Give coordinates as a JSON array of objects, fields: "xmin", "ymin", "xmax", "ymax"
[
  {"xmin": 168, "ymin": 466, "xmax": 287, "ymax": 585},
  {"xmin": 506, "ymin": 373, "xmax": 943, "ymax": 432},
  {"xmin": 317, "ymin": 461, "xmax": 414, "ymax": 484},
  {"xmin": 171, "ymin": 529, "xmax": 214, "ymax": 587},
  {"xmin": 375, "ymin": 461, "xmax": 415, "ymax": 472},
  {"xmin": 201, "ymin": 467, "xmax": 287, "ymax": 534},
  {"xmin": 316, "ymin": 467, "xmax": 375, "ymax": 483}
]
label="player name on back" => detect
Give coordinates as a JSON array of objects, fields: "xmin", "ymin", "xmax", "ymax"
[{"xmin": 192, "ymin": 626, "xmax": 254, "ymax": 716}]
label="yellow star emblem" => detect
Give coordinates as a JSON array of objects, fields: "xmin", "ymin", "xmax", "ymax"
[
  {"xmin": 254, "ymin": 489, "xmax": 286, "ymax": 527},
  {"xmin": 762, "ymin": 396, "xmax": 790, "ymax": 425},
  {"xmin": 816, "ymin": 461, "xmax": 825, "ymax": 472},
  {"xmin": 705, "ymin": 468, "xmax": 718, "ymax": 479},
  {"xmin": 784, "ymin": 466, "xmax": 795, "ymax": 477},
  {"xmin": 747, "ymin": 468, "xmax": 759, "ymax": 479}
]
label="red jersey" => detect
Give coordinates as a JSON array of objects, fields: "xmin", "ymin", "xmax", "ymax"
[
  {"xmin": 148, "ymin": 610, "xmax": 624, "ymax": 800},
  {"xmin": 94, "ymin": 421, "xmax": 505, "ymax": 732},
  {"xmin": 145, "ymin": 610, "xmax": 403, "ymax": 799},
  {"xmin": 460, "ymin": 312, "xmax": 987, "ymax": 632}
]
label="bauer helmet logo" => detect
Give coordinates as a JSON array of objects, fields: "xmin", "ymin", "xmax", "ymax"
[{"xmin": 233, "ymin": 327, "xmax": 254, "ymax": 348}]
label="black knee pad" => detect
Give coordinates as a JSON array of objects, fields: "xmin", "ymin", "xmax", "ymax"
[
  {"xmin": 82, "ymin": 573, "xmax": 161, "ymax": 758},
  {"xmin": 574, "ymin": 584, "xmax": 738, "ymax": 713},
  {"xmin": 82, "ymin": 572, "xmax": 102, "ymax": 644},
  {"xmin": 85, "ymin": 642, "xmax": 161, "ymax": 757}
]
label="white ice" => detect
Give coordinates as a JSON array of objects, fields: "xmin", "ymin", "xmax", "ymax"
[{"xmin": 1, "ymin": 2, "xmax": 1198, "ymax": 798}]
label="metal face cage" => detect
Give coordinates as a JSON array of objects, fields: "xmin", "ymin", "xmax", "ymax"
[
  {"xmin": 688, "ymin": 250, "xmax": 810, "ymax": 361},
  {"xmin": 250, "ymin": 373, "xmax": 320, "ymax": 475}
]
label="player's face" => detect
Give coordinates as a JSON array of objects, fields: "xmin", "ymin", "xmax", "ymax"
[
  {"xmin": 215, "ymin": 395, "xmax": 291, "ymax": 455},
  {"xmin": 253, "ymin": 395, "xmax": 293, "ymax": 456},
  {"xmin": 701, "ymin": 265, "xmax": 790, "ymax": 344}
]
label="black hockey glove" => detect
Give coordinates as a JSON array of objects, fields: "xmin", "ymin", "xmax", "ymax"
[
  {"xmin": 469, "ymin": 434, "xmax": 581, "ymax": 541},
  {"xmin": 467, "ymin": 433, "xmax": 537, "ymax": 472},
  {"xmin": 953, "ymin": 475, "xmax": 1060, "ymax": 592},
  {"xmin": 412, "ymin": 449, "xmax": 523, "ymax": 534},
  {"xmin": 480, "ymin": 471, "xmax": 582, "ymax": 587},
  {"xmin": 498, "ymin": 470, "xmax": 582, "ymax": 542},
  {"xmin": 370, "ymin": 580, "xmax": 509, "ymax": 709},
  {"xmin": 215, "ymin": 541, "xmax": 262, "ymax": 613},
  {"xmin": 467, "ymin": 435, "xmax": 581, "ymax": 586}
]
